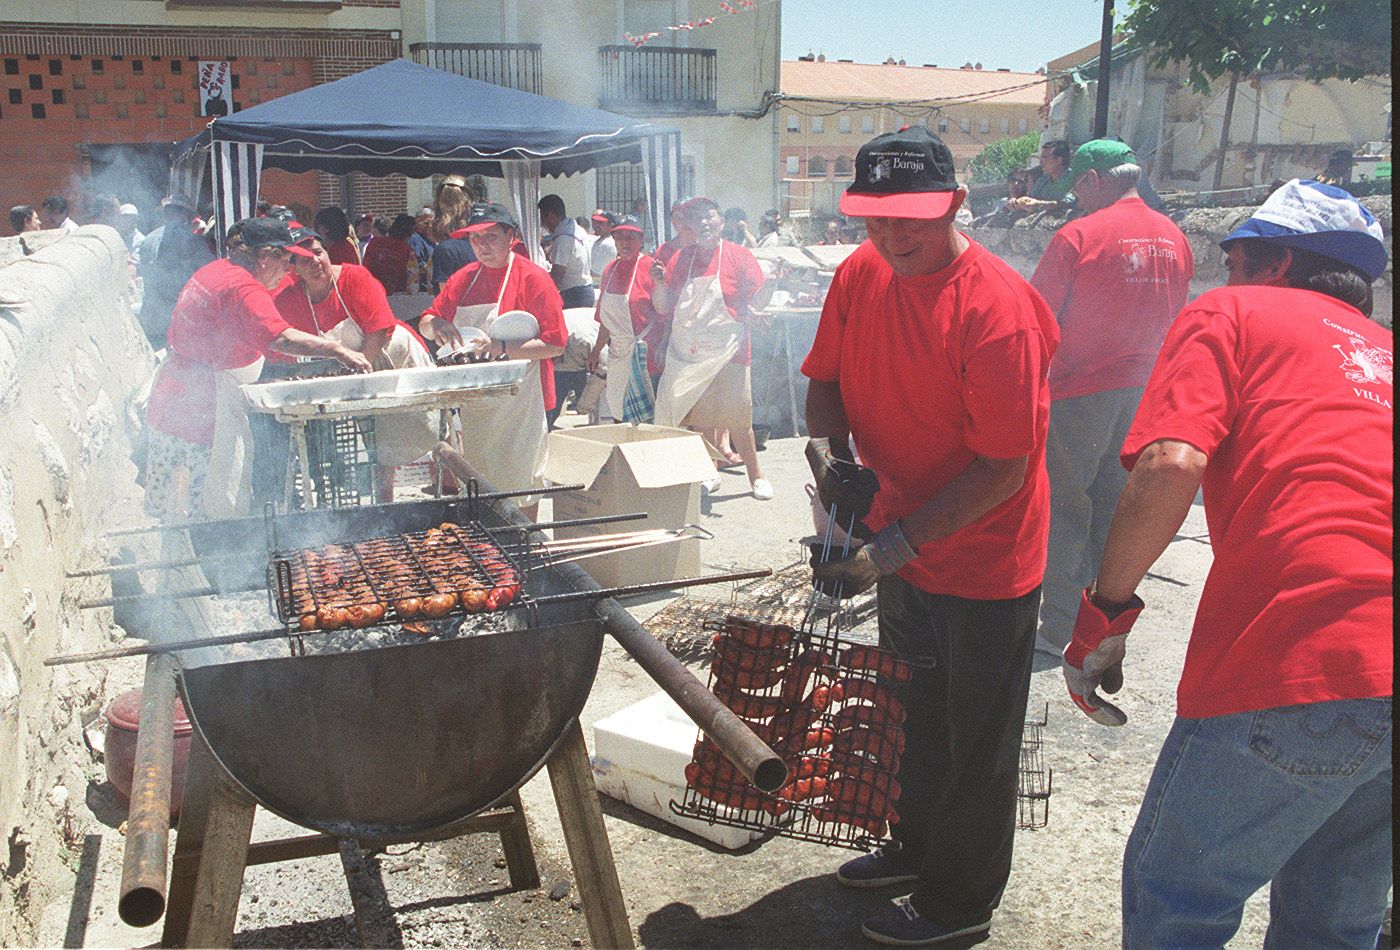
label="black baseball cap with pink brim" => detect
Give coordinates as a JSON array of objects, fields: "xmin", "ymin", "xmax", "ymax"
[
  {"xmin": 231, "ymin": 217, "xmax": 315, "ymax": 258},
  {"xmin": 840, "ymin": 125, "xmax": 961, "ymax": 219}
]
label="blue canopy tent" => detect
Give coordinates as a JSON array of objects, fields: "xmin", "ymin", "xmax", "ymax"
[{"xmin": 171, "ymin": 58, "xmax": 682, "ymax": 255}]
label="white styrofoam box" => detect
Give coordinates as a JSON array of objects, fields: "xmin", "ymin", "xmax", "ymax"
[{"xmin": 591, "ymin": 690, "xmax": 764, "ymax": 850}]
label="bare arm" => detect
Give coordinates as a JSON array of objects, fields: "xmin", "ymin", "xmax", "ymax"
[
  {"xmin": 549, "ymin": 263, "xmax": 567, "ymax": 288},
  {"xmin": 1093, "ymin": 439, "xmax": 1207, "ymax": 605},
  {"xmin": 359, "ymin": 327, "xmax": 389, "ymax": 367},
  {"xmin": 587, "ymin": 324, "xmax": 611, "ymax": 373},
  {"xmin": 269, "ymin": 327, "xmax": 373, "ymax": 373},
  {"xmin": 899, "ymin": 455, "xmax": 1027, "ymax": 548},
  {"xmin": 804, "ymin": 379, "xmax": 853, "ymax": 460},
  {"xmin": 498, "ymin": 338, "xmax": 565, "ymax": 362},
  {"xmin": 649, "ymin": 258, "xmax": 675, "ymax": 314}
]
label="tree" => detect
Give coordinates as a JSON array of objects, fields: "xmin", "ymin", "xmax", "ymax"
[
  {"xmin": 966, "ymin": 131, "xmax": 1041, "ymax": 186},
  {"xmin": 1122, "ymin": 0, "xmax": 1392, "ymax": 188}
]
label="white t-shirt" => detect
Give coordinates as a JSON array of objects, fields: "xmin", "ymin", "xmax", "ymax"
[
  {"xmin": 590, "ymin": 234, "xmax": 617, "ymax": 282},
  {"xmin": 548, "ymin": 218, "xmax": 592, "ymax": 292}
]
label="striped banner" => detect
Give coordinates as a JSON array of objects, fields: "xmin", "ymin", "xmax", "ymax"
[{"xmin": 211, "ymin": 140, "xmax": 264, "ymax": 253}]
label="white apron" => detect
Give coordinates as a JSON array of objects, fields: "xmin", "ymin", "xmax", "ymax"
[
  {"xmin": 451, "ymin": 256, "xmax": 548, "ymax": 493},
  {"xmin": 310, "ymin": 279, "xmax": 437, "ymax": 467},
  {"xmin": 598, "ymin": 256, "xmax": 640, "ymax": 420},
  {"xmin": 203, "ymin": 357, "xmax": 264, "ymax": 520},
  {"xmin": 654, "ymin": 246, "xmax": 740, "ymax": 427}
]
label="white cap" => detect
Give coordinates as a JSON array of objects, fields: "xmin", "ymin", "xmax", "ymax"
[{"xmin": 118, "ymin": 203, "xmax": 140, "ymax": 216}]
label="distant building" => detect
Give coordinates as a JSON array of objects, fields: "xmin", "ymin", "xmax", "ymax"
[
  {"xmin": 778, "ymin": 56, "xmax": 1046, "ymax": 218},
  {"xmin": 1044, "ymin": 39, "xmax": 1392, "ymax": 195}
]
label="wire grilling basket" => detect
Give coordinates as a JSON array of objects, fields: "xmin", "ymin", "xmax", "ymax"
[
  {"xmin": 1018, "ymin": 703, "xmax": 1053, "ymax": 830},
  {"xmin": 305, "ymin": 416, "xmax": 378, "ymax": 508}
]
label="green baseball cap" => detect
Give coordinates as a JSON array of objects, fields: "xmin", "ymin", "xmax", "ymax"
[{"xmin": 1070, "ymin": 139, "xmax": 1138, "ymax": 178}]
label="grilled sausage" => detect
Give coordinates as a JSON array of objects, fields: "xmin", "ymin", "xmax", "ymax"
[
  {"xmin": 393, "ymin": 597, "xmax": 423, "ymax": 619},
  {"xmin": 316, "ymin": 606, "xmax": 348, "ymax": 631},
  {"xmin": 421, "ymin": 592, "xmax": 458, "ymax": 617},
  {"xmin": 787, "ymin": 755, "xmax": 832, "ymax": 780},
  {"xmin": 685, "ymin": 763, "xmax": 770, "ymax": 812},
  {"xmin": 780, "ymin": 648, "xmax": 834, "ymax": 706},
  {"xmin": 838, "ymin": 677, "xmax": 908, "ymax": 723},
  {"xmin": 298, "ymin": 612, "xmax": 317, "ymax": 632},
  {"xmin": 722, "ymin": 617, "xmax": 796, "ymax": 650},
  {"xmin": 839, "ymin": 645, "xmax": 913, "ymax": 682},
  {"xmin": 711, "ymin": 655, "xmax": 788, "ymax": 691},
  {"xmin": 721, "ymin": 689, "xmax": 789, "ymax": 721},
  {"xmin": 711, "ymin": 635, "xmax": 790, "ymax": 673},
  {"xmin": 812, "ymin": 804, "xmax": 889, "ymax": 838},
  {"xmin": 832, "ymin": 725, "xmax": 904, "ymax": 768}
]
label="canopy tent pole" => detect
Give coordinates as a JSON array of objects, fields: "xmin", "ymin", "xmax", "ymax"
[{"xmin": 503, "ymin": 160, "xmax": 546, "ymax": 268}]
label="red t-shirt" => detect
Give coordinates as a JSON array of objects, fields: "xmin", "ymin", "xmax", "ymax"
[
  {"xmin": 597, "ymin": 253, "xmax": 664, "ymax": 375},
  {"xmin": 325, "ymin": 238, "xmax": 360, "ymax": 266},
  {"xmin": 361, "ymin": 235, "xmax": 413, "ymax": 294},
  {"xmin": 147, "ymin": 258, "xmax": 290, "ymax": 446},
  {"xmin": 270, "ymin": 263, "xmax": 421, "ymax": 363},
  {"xmin": 1122, "ymin": 286, "xmax": 1393, "ymax": 718},
  {"xmin": 1031, "ymin": 196, "xmax": 1194, "ymax": 400},
  {"xmin": 803, "ymin": 239, "xmax": 1059, "ymax": 599},
  {"xmin": 423, "ymin": 256, "xmax": 568, "ymax": 410},
  {"xmin": 660, "ymin": 240, "xmax": 765, "ymax": 366}
]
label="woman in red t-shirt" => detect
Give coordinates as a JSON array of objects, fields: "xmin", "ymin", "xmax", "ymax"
[
  {"xmin": 586, "ymin": 216, "xmax": 663, "ymax": 420},
  {"xmin": 362, "ymin": 213, "xmax": 418, "ymax": 295},
  {"xmin": 314, "ymin": 207, "xmax": 361, "ymax": 265}
]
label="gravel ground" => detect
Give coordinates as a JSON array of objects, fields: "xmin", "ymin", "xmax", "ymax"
[{"xmin": 43, "ymin": 426, "xmax": 1298, "ymax": 949}]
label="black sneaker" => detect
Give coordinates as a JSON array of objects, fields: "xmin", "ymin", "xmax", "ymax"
[
  {"xmin": 861, "ymin": 897, "xmax": 991, "ymax": 946},
  {"xmin": 835, "ymin": 847, "xmax": 919, "ymax": 889}
]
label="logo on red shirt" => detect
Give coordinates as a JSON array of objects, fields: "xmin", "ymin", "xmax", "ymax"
[{"xmin": 1333, "ymin": 341, "xmax": 1393, "ymax": 386}]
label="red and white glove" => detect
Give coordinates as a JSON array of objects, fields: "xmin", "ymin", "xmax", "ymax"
[{"xmin": 1062, "ymin": 587, "xmax": 1144, "ymax": 727}]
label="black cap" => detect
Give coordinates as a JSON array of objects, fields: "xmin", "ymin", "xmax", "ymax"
[
  {"xmin": 464, "ymin": 202, "xmax": 520, "ymax": 233},
  {"xmin": 611, "ymin": 214, "xmax": 643, "ymax": 234},
  {"xmin": 591, "ymin": 209, "xmax": 620, "ymax": 225},
  {"xmin": 287, "ymin": 220, "xmax": 323, "ymax": 246},
  {"xmin": 841, "ymin": 125, "xmax": 960, "ymax": 219},
  {"xmin": 230, "ymin": 217, "xmax": 312, "ymax": 257},
  {"xmin": 264, "ymin": 204, "xmax": 296, "ymax": 223}
]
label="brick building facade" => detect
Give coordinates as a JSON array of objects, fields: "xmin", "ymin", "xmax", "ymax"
[{"xmin": 0, "ymin": 21, "xmax": 404, "ymax": 229}]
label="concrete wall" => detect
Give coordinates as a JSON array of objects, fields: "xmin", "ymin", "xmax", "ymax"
[
  {"xmin": 0, "ymin": 226, "xmax": 153, "ymax": 944},
  {"xmin": 967, "ymin": 194, "xmax": 1393, "ymax": 329}
]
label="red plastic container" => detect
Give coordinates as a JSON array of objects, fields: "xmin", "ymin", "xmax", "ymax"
[{"xmin": 103, "ymin": 687, "xmax": 193, "ymax": 817}]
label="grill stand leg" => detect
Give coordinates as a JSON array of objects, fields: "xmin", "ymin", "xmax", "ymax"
[
  {"xmin": 339, "ymin": 840, "xmax": 405, "ymax": 949},
  {"xmin": 160, "ymin": 732, "xmax": 255, "ymax": 948},
  {"xmin": 497, "ymin": 790, "xmax": 541, "ymax": 890},
  {"xmin": 546, "ymin": 719, "xmax": 634, "ymax": 949}
]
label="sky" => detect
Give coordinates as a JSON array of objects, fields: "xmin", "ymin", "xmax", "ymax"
[{"xmin": 779, "ymin": 0, "xmax": 1108, "ymax": 73}]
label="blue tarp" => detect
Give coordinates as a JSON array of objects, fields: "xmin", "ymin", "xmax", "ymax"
[{"xmin": 199, "ymin": 58, "xmax": 679, "ymax": 179}]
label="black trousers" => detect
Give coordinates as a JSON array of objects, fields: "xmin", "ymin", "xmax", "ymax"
[
  {"xmin": 561, "ymin": 284, "xmax": 595, "ymax": 309},
  {"xmin": 547, "ymin": 370, "xmax": 589, "ymax": 429},
  {"xmin": 876, "ymin": 574, "xmax": 1040, "ymax": 928}
]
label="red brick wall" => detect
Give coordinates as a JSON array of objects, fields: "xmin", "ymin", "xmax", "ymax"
[{"xmin": 0, "ymin": 24, "xmax": 402, "ymax": 226}]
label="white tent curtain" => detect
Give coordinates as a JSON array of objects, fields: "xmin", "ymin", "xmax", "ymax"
[
  {"xmin": 644, "ymin": 130, "xmax": 683, "ymax": 246},
  {"xmin": 502, "ymin": 159, "xmax": 545, "ymax": 267},
  {"xmin": 211, "ymin": 141, "xmax": 265, "ymax": 252}
]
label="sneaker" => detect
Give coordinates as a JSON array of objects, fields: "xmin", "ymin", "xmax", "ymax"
[
  {"xmin": 861, "ymin": 897, "xmax": 991, "ymax": 946},
  {"xmin": 700, "ymin": 476, "xmax": 722, "ymax": 494},
  {"xmin": 835, "ymin": 847, "xmax": 918, "ymax": 889},
  {"xmin": 751, "ymin": 478, "xmax": 774, "ymax": 500}
]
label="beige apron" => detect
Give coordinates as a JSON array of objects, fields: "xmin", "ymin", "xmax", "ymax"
[
  {"xmin": 203, "ymin": 357, "xmax": 264, "ymax": 520},
  {"xmin": 654, "ymin": 246, "xmax": 740, "ymax": 427},
  {"xmin": 310, "ymin": 279, "xmax": 438, "ymax": 467},
  {"xmin": 598, "ymin": 256, "xmax": 640, "ymax": 420},
  {"xmin": 451, "ymin": 256, "xmax": 548, "ymax": 492}
]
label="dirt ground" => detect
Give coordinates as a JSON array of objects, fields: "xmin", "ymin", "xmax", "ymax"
[{"xmin": 36, "ymin": 429, "xmax": 1330, "ymax": 948}]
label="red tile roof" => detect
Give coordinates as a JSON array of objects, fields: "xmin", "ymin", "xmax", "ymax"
[{"xmin": 781, "ymin": 59, "xmax": 1046, "ymax": 105}]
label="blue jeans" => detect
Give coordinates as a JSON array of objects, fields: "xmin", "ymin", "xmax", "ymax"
[{"xmin": 1123, "ymin": 697, "xmax": 1392, "ymax": 949}]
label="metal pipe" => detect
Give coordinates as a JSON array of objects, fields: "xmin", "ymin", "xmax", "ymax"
[
  {"xmin": 118, "ymin": 651, "xmax": 178, "ymax": 927},
  {"xmin": 434, "ymin": 443, "xmax": 788, "ymax": 793}
]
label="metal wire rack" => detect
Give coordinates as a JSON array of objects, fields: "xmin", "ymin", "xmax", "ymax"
[
  {"xmin": 1018, "ymin": 703, "xmax": 1053, "ymax": 830},
  {"xmin": 304, "ymin": 417, "xmax": 378, "ymax": 508}
]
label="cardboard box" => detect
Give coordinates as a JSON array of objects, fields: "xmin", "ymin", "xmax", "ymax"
[
  {"xmin": 591, "ymin": 691, "xmax": 764, "ymax": 850},
  {"xmin": 544, "ymin": 424, "xmax": 717, "ymax": 588}
]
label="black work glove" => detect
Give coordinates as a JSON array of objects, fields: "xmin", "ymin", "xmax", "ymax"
[
  {"xmin": 809, "ymin": 521, "xmax": 918, "ymax": 598},
  {"xmin": 805, "ymin": 437, "xmax": 880, "ymax": 524}
]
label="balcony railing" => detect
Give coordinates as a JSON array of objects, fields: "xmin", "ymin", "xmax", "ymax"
[
  {"xmin": 410, "ymin": 43, "xmax": 542, "ymax": 95},
  {"xmin": 598, "ymin": 46, "xmax": 717, "ymax": 115}
]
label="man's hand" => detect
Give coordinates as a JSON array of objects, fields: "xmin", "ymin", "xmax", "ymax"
[
  {"xmin": 805, "ymin": 437, "xmax": 880, "ymax": 524},
  {"xmin": 810, "ymin": 520, "xmax": 917, "ymax": 597},
  {"xmin": 1062, "ymin": 587, "xmax": 1144, "ymax": 727},
  {"xmin": 334, "ymin": 345, "xmax": 374, "ymax": 375}
]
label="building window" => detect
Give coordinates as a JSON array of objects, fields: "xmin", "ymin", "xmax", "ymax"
[
  {"xmin": 979, "ymin": 117, "xmax": 990, "ymax": 134},
  {"xmin": 862, "ymin": 115, "xmax": 875, "ymax": 134},
  {"xmin": 1001, "ymin": 117, "xmax": 1010, "ymax": 134},
  {"xmin": 1018, "ymin": 117, "xmax": 1028, "ymax": 134},
  {"xmin": 959, "ymin": 118, "xmax": 970, "ymax": 133},
  {"xmin": 808, "ymin": 155, "xmax": 827, "ymax": 177},
  {"xmin": 811, "ymin": 115, "xmax": 824, "ymax": 133},
  {"xmin": 838, "ymin": 114, "xmax": 851, "ymax": 134},
  {"xmin": 785, "ymin": 155, "xmax": 800, "ymax": 176},
  {"xmin": 787, "ymin": 113, "xmax": 800, "ymax": 132},
  {"xmin": 937, "ymin": 118, "xmax": 948, "ymax": 133},
  {"xmin": 834, "ymin": 155, "xmax": 853, "ymax": 177}
]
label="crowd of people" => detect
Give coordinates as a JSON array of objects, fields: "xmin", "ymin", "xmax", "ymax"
[{"xmin": 14, "ymin": 125, "xmax": 1391, "ymax": 948}]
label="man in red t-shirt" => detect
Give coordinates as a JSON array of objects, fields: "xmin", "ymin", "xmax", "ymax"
[
  {"xmin": 1029, "ymin": 140, "xmax": 1194, "ymax": 660},
  {"xmin": 802, "ymin": 126, "xmax": 1059, "ymax": 945},
  {"xmin": 360, "ymin": 213, "xmax": 418, "ymax": 295},
  {"xmin": 1063, "ymin": 179, "xmax": 1392, "ymax": 947}
]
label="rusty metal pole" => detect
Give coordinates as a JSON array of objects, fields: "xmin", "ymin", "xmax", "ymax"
[
  {"xmin": 434, "ymin": 443, "xmax": 787, "ymax": 792},
  {"xmin": 1093, "ymin": 0, "xmax": 1115, "ymax": 138},
  {"xmin": 118, "ymin": 650, "xmax": 178, "ymax": 927}
]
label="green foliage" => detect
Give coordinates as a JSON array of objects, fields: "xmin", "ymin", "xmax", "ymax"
[
  {"xmin": 966, "ymin": 131, "xmax": 1042, "ymax": 185},
  {"xmin": 1123, "ymin": 0, "xmax": 1392, "ymax": 93}
]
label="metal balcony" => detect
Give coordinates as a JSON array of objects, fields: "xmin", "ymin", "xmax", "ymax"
[
  {"xmin": 598, "ymin": 45, "xmax": 717, "ymax": 115},
  {"xmin": 409, "ymin": 43, "xmax": 543, "ymax": 94}
]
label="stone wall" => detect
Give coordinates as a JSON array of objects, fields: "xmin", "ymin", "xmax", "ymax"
[
  {"xmin": 967, "ymin": 194, "xmax": 1393, "ymax": 329},
  {"xmin": 0, "ymin": 226, "xmax": 153, "ymax": 944}
]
